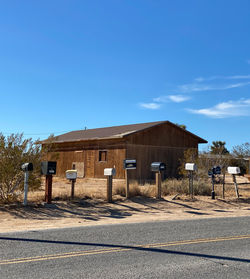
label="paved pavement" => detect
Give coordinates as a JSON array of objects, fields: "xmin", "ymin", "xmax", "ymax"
[{"xmin": 1, "ymin": 216, "xmax": 250, "ymax": 278}]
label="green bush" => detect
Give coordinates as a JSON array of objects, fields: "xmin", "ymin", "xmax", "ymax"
[{"xmin": 0, "ymin": 133, "xmax": 42, "ymax": 203}]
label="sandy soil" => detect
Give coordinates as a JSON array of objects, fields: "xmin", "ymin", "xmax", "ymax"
[
  {"xmin": 1, "ymin": 196, "xmax": 250, "ymax": 233},
  {"xmin": 1, "ymin": 176, "xmax": 250, "ymax": 233}
]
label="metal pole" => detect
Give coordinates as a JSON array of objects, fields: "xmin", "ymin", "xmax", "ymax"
[
  {"xmin": 211, "ymin": 174, "xmax": 215, "ymax": 199},
  {"xmin": 45, "ymin": 175, "xmax": 53, "ymax": 204},
  {"xmin": 156, "ymin": 172, "xmax": 162, "ymax": 199},
  {"xmin": 222, "ymin": 173, "xmax": 225, "ymax": 199},
  {"xmin": 232, "ymin": 174, "xmax": 239, "ymax": 199},
  {"xmin": 23, "ymin": 171, "xmax": 29, "ymax": 206},
  {"xmin": 125, "ymin": 169, "xmax": 129, "ymax": 198}
]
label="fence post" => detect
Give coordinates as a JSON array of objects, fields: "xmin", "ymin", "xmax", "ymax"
[{"xmin": 156, "ymin": 172, "xmax": 162, "ymax": 199}]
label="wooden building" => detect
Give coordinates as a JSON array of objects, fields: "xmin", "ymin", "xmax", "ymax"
[{"xmin": 42, "ymin": 121, "xmax": 207, "ymax": 182}]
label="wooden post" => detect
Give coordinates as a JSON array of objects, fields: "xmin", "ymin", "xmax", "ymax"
[
  {"xmin": 125, "ymin": 169, "xmax": 129, "ymax": 198},
  {"xmin": 191, "ymin": 171, "xmax": 194, "ymax": 199},
  {"xmin": 232, "ymin": 174, "xmax": 239, "ymax": 198},
  {"xmin": 45, "ymin": 175, "xmax": 53, "ymax": 204},
  {"xmin": 107, "ymin": 175, "xmax": 112, "ymax": 203},
  {"xmin": 156, "ymin": 172, "xmax": 162, "ymax": 199},
  {"xmin": 71, "ymin": 179, "xmax": 76, "ymax": 199},
  {"xmin": 188, "ymin": 171, "xmax": 191, "ymax": 197}
]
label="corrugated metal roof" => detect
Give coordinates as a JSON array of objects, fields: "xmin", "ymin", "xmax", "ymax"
[{"xmin": 41, "ymin": 121, "xmax": 207, "ymax": 144}]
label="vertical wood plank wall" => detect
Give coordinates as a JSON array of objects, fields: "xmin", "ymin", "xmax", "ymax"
[
  {"xmin": 44, "ymin": 122, "xmax": 203, "ymax": 181},
  {"xmin": 125, "ymin": 122, "xmax": 199, "ymax": 182}
]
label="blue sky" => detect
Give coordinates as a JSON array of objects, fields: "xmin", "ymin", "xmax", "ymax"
[{"xmin": 0, "ymin": 0, "xmax": 250, "ymax": 151}]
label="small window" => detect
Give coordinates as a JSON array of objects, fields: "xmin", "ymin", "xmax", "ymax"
[{"xmin": 99, "ymin": 151, "xmax": 107, "ymax": 162}]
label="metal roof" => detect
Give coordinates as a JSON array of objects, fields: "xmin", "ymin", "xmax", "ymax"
[{"xmin": 41, "ymin": 121, "xmax": 207, "ymax": 144}]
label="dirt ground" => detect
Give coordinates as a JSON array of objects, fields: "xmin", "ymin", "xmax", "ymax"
[{"xmin": 1, "ymin": 176, "xmax": 250, "ymax": 233}]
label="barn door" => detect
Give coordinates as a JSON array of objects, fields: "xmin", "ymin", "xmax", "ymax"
[
  {"xmin": 72, "ymin": 162, "xmax": 84, "ymax": 178},
  {"xmin": 85, "ymin": 150, "xmax": 95, "ymax": 177}
]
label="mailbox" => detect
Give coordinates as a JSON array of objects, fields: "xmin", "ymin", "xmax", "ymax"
[
  {"xmin": 151, "ymin": 162, "xmax": 166, "ymax": 172},
  {"xmin": 185, "ymin": 163, "xmax": 197, "ymax": 171},
  {"xmin": 208, "ymin": 170, "xmax": 213, "ymax": 177},
  {"xmin": 66, "ymin": 170, "xmax": 77, "ymax": 180},
  {"xmin": 104, "ymin": 168, "xmax": 116, "ymax": 176},
  {"xmin": 41, "ymin": 161, "xmax": 57, "ymax": 175},
  {"xmin": 227, "ymin": 166, "xmax": 240, "ymax": 175},
  {"xmin": 21, "ymin": 163, "xmax": 33, "ymax": 172},
  {"xmin": 123, "ymin": 159, "xmax": 136, "ymax": 170},
  {"xmin": 213, "ymin": 166, "xmax": 221, "ymax": 175}
]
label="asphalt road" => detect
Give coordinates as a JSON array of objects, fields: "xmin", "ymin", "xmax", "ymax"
[{"xmin": 1, "ymin": 216, "xmax": 250, "ymax": 279}]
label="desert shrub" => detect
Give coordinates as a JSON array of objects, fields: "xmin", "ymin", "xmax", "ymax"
[
  {"xmin": 0, "ymin": 133, "xmax": 42, "ymax": 203},
  {"xmin": 114, "ymin": 184, "xmax": 142, "ymax": 197},
  {"xmin": 161, "ymin": 178, "xmax": 211, "ymax": 196},
  {"xmin": 114, "ymin": 185, "xmax": 126, "ymax": 197}
]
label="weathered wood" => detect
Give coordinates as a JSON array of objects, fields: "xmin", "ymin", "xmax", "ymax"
[
  {"xmin": 106, "ymin": 176, "xmax": 112, "ymax": 203},
  {"xmin": 156, "ymin": 172, "xmax": 162, "ymax": 199},
  {"xmin": 45, "ymin": 175, "xmax": 53, "ymax": 204},
  {"xmin": 43, "ymin": 122, "xmax": 201, "ymax": 181}
]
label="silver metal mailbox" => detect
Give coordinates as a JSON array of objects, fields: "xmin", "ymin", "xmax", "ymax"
[
  {"xmin": 151, "ymin": 162, "xmax": 166, "ymax": 172},
  {"xmin": 185, "ymin": 163, "xmax": 197, "ymax": 171},
  {"xmin": 227, "ymin": 166, "xmax": 240, "ymax": 174},
  {"xmin": 104, "ymin": 168, "xmax": 116, "ymax": 176},
  {"xmin": 21, "ymin": 162, "xmax": 33, "ymax": 172},
  {"xmin": 66, "ymin": 170, "xmax": 77, "ymax": 180}
]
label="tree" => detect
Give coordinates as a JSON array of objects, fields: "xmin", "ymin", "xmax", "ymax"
[
  {"xmin": 175, "ymin": 123, "xmax": 187, "ymax": 130},
  {"xmin": 0, "ymin": 133, "xmax": 42, "ymax": 202},
  {"xmin": 231, "ymin": 142, "xmax": 250, "ymax": 174},
  {"xmin": 232, "ymin": 142, "xmax": 250, "ymax": 158},
  {"xmin": 210, "ymin": 141, "xmax": 229, "ymax": 155}
]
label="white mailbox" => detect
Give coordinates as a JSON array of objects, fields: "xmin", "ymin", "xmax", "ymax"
[
  {"xmin": 104, "ymin": 168, "xmax": 116, "ymax": 176},
  {"xmin": 66, "ymin": 170, "xmax": 77, "ymax": 180},
  {"xmin": 227, "ymin": 167, "xmax": 240, "ymax": 175},
  {"xmin": 185, "ymin": 163, "xmax": 197, "ymax": 171}
]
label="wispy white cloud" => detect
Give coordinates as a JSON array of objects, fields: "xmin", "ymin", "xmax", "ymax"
[
  {"xmin": 178, "ymin": 81, "xmax": 250, "ymax": 93},
  {"xmin": 180, "ymin": 74, "xmax": 250, "ymax": 93},
  {"xmin": 188, "ymin": 99, "xmax": 250, "ymax": 118},
  {"xmin": 153, "ymin": 95, "xmax": 190, "ymax": 103},
  {"xmin": 194, "ymin": 75, "xmax": 250, "ymax": 82},
  {"xmin": 139, "ymin": 73, "xmax": 250, "ymax": 111},
  {"xmin": 140, "ymin": 102, "xmax": 161, "ymax": 110}
]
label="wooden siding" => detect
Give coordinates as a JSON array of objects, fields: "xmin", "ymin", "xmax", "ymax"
[
  {"xmin": 43, "ymin": 122, "xmax": 202, "ymax": 181},
  {"xmin": 43, "ymin": 139, "xmax": 126, "ymax": 179},
  {"xmin": 125, "ymin": 122, "xmax": 199, "ymax": 182},
  {"xmin": 125, "ymin": 122, "xmax": 199, "ymax": 148}
]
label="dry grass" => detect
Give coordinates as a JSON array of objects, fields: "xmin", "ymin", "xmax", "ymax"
[
  {"xmin": 9, "ymin": 175, "xmax": 250, "ymax": 204},
  {"xmin": 113, "ymin": 184, "xmax": 143, "ymax": 197}
]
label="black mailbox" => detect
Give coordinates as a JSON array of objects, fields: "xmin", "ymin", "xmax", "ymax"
[
  {"xmin": 213, "ymin": 166, "xmax": 221, "ymax": 175},
  {"xmin": 151, "ymin": 162, "xmax": 166, "ymax": 172},
  {"xmin": 21, "ymin": 163, "xmax": 33, "ymax": 172},
  {"xmin": 41, "ymin": 161, "xmax": 57, "ymax": 175},
  {"xmin": 123, "ymin": 159, "xmax": 137, "ymax": 170}
]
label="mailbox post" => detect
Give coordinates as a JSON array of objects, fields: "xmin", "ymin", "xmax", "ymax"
[
  {"xmin": 151, "ymin": 162, "xmax": 166, "ymax": 199},
  {"xmin": 66, "ymin": 170, "xmax": 77, "ymax": 199},
  {"xmin": 104, "ymin": 168, "xmax": 116, "ymax": 203},
  {"xmin": 123, "ymin": 159, "xmax": 136, "ymax": 198},
  {"xmin": 21, "ymin": 163, "xmax": 33, "ymax": 206},
  {"xmin": 208, "ymin": 166, "xmax": 221, "ymax": 199},
  {"xmin": 227, "ymin": 167, "xmax": 240, "ymax": 198},
  {"xmin": 41, "ymin": 161, "xmax": 57, "ymax": 204},
  {"xmin": 185, "ymin": 163, "xmax": 197, "ymax": 199}
]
